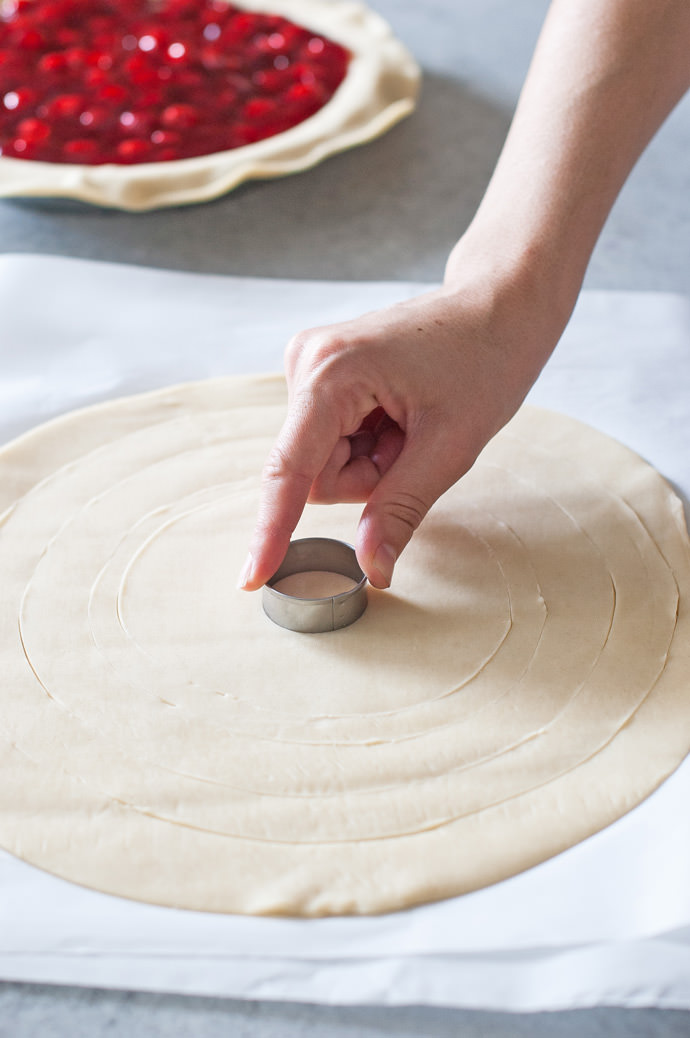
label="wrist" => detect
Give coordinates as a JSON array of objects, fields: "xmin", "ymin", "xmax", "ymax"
[{"xmin": 444, "ymin": 215, "xmax": 584, "ymax": 340}]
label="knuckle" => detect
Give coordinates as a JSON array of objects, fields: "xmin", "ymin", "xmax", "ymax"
[
  {"xmin": 313, "ymin": 333, "xmax": 349, "ymax": 363},
  {"xmin": 304, "ymin": 339, "xmax": 351, "ymax": 389},
  {"xmin": 285, "ymin": 329, "xmax": 353, "ymax": 391},
  {"xmin": 284, "ymin": 331, "xmax": 309, "ymax": 373},
  {"xmin": 311, "ymin": 330, "xmax": 355, "ymax": 373},
  {"xmin": 261, "ymin": 443, "xmax": 312, "ymax": 490},
  {"xmin": 382, "ymin": 491, "xmax": 430, "ymax": 535}
]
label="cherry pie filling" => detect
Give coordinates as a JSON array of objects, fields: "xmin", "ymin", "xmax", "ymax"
[{"xmin": 0, "ymin": 0, "xmax": 350, "ymax": 164}]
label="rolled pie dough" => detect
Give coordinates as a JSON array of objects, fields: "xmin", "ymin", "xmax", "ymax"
[
  {"xmin": 0, "ymin": 375, "xmax": 688, "ymax": 916},
  {"xmin": 0, "ymin": 0, "xmax": 420, "ymax": 211}
]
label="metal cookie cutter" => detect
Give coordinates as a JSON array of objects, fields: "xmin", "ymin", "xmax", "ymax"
[{"xmin": 263, "ymin": 537, "xmax": 368, "ymax": 634}]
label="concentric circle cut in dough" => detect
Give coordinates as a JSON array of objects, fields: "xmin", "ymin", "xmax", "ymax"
[
  {"xmin": 0, "ymin": 376, "xmax": 689, "ymax": 915},
  {"xmin": 0, "ymin": 0, "xmax": 420, "ymax": 211}
]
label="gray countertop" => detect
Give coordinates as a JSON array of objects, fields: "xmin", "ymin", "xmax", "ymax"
[
  {"xmin": 2, "ymin": 0, "xmax": 689, "ymax": 1034},
  {"xmin": 2, "ymin": 987, "xmax": 690, "ymax": 1038}
]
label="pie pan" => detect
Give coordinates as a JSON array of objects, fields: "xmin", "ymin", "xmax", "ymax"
[{"xmin": 0, "ymin": 0, "xmax": 420, "ymax": 211}]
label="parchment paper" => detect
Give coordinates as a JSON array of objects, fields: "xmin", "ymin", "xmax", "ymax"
[{"xmin": 0, "ymin": 255, "xmax": 688, "ymax": 1009}]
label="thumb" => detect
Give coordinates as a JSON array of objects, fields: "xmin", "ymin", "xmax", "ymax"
[{"xmin": 355, "ymin": 429, "xmax": 463, "ymax": 589}]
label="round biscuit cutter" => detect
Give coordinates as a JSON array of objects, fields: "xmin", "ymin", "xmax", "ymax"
[{"xmin": 263, "ymin": 537, "xmax": 368, "ymax": 634}]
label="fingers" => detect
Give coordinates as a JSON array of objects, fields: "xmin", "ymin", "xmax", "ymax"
[
  {"xmin": 355, "ymin": 426, "xmax": 465, "ymax": 589},
  {"xmin": 240, "ymin": 405, "xmax": 412, "ymax": 591},
  {"xmin": 311, "ymin": 450, "xmax": 380, "ymax": 503},
  {"xmin": 239, "ymin": 296, "xmax": 480, "ymax": 593},
  {"xmin": 240, "ymin": 390, "xmax": 459, "ymax": 593},
  {"xmin": 309, "ymin": 416, "xmax": 404, "ymax": 503},
  {"xmin": 240, "ymin": 322, "xmax": 384, "ymax": 590},
  {"xmin": 238, "ymin": 396, "xmax": 341, "ymax": 591},
  {"xmin": 370, "ymin": 422, "xmax": 404, "ymax": 476}
]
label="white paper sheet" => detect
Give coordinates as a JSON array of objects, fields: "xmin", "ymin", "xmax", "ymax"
[{"xmin": 0, "ymin": 255, "xmax": 689, "ymax": 1010}]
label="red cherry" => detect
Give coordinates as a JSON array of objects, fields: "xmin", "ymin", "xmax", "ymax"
[
  {"xmin": 90, "ymin": 52, "xmax": 114, "ymax": 70},
  {"xmin": 122, "ymin": 56, "xmax": 160, "ymax": 86},
  {"xmin": 137, "ymin": 28, "xmax": 168, "ymax": 53},
  {"xmin": 62, "ymin": 137, "xmax": 99, "ymax": 161},
  {"xmin": 42, "ymin": 93, "xmax": 85, "ymax": 118},
  {"xmin": 285, "ymin": 81, "xmax": 315, "ymax": 103},
  {"xmin": 251, "ymin": 67, "xmax": 288, "ymax": 94},
  {"xmin": 38, "ymin": 51, "xmax": 69, "ymax": 74},
  {"xmin": 251, "ymin": 31, "xmax": 288, "ymax": 57},
  {"xmin": 159, "ymin": 0, "xmax": 198, "ymax": 17},
  {"xmin": 14, "ymin": 28, "xmax": 44, "ymax": 50},
  {"xmin": 257, "ymin": 118, "xmax": 290, "ymax": 140},
  {"xmin": 2, "ymin": 86, "xmax": 36, "ymax": 111},
  {"xmin": 202, "ymin": 22, "xmax": 221, "ymax": 42},
  {"xmin": 82, "ymin": 67, "xmax": 111, "ymax": 88},
  {"xmin": 291, "ymin": 63, "xmax": 317, "ymax": 88},
  {"xmin": 79, "ymin": 105, "xmax": 112, "ymax": 129},
  {"xmin": 119, "ymin": 109, "xmax": 153, "ymax": 134},
  {"xmin": 97, "ymin": 82, "xmax": 128, "ymax": 103},
  {"xmin": 224, "ymin": 72, "xmax": 252, "ymax": 96},
  {"xmin": 214, "ymin": 86, "xmax": 239, "ymax": 110},
  {"xmin": 16, "ymin": 116, "xmax": 50, "ymax": 141},
  {"xmin": 91, "ymin": 31, "xmax": 119, "ymax": 52},
  {"xmin": 166, "ymin": 40, "xmax": 189, "ymax": 62},
  {"xmin": 6, "ymin": 136, "xmax": 38, "ymax": 158},
  {"xmin": 171, "ymin": 68, "xmax": 204, "ymax": 90},
  {"xmin": 207, "ymin": 0, "xmax": 235, "ymax": 14},
  {"xmin": 0, "ymin": 51, "xmax": 19, "ymax": 71},
  {"xmin": 234, "ymin": 122, "xmax": 266, "ymax": 146},
  {"xmin": 116, "ymin": 137, "xmax": 152, "ymax": 162},
  {"xmin": 271, "ymin": 20, "xmax": 302, "ymax": 52},
  {"xmin": 200, "ymin": 44, "xmax": 244, "ymax": 71},
  {"xmin": 242, "ymin": 96, "xmax": 277, "ymax": 122},
  {"xmin": 85, "ymin": 15, "xmax": 113, "ymax": 37},
  {"xmin": 151, "ymin": 128, "xmax": 180, "ymax": 146},
  {"xmin": 64, "ymin": 47, "xmax": 91, "ymax": 70},
  {"xmin": 133, "ymin": 86, "xmax": 165, "ymax": 108},
  {"xmin": 38, "ymin": 2, "xmax": 73, "ymax": 23},
  {"xmin": 54, "ymin": 28, "xmax": 83, "ymax": 48},
  {"xmin": 220, "ymin": 12, "xmax": 255, "ymax": 45},
  {"xmin": 161, "ymin": 102, "xmax": 200, "ymax": 128}
]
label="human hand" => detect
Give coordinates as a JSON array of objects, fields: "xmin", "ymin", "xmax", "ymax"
[{"xmin": 238, "ymin": 261, "xmax": 567, "ymax": 592}]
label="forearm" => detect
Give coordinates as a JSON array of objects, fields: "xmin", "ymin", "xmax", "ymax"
[{"xmin": 447, "ymin": 0, "xmax": 690, "ymax": 324}]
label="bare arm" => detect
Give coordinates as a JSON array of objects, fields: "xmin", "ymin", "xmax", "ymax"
[
  {"xmin": 239, "ymin": 0, "xmax": 690, "ymax": 592},
  {"xmin": 449, "ymin": 0, "xmax": 690, "ymax": 311}
]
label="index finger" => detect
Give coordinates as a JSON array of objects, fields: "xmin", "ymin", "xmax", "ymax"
[{"xmin": 238, "ymin": 393, "xmax": 341, "ymax": 590}]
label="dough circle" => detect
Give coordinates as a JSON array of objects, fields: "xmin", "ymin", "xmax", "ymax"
[
  {"xmin": 0, "ymin": 0, "xmax": 420, "ymax": 211},
  {"xmin": 0, "ymin": 375, "xmax": 689, "ymax": 916}
]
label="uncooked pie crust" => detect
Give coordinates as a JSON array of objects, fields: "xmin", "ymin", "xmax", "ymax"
[
  {"xmin": 0, "ymin": 375, "xmax": 688, "ymax": 916},
  {"xmin": 0, "ymin": 0, "xmax": 420, "ymax": 211}
]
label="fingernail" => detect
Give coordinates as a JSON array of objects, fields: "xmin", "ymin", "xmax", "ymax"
[
  {"xmin": 237, "ymin": 552, "xmax": 255, "ymax": 590},
  {"xmin": 372, "ymin": 543, "xmax": 396, "ymax": 588}
]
